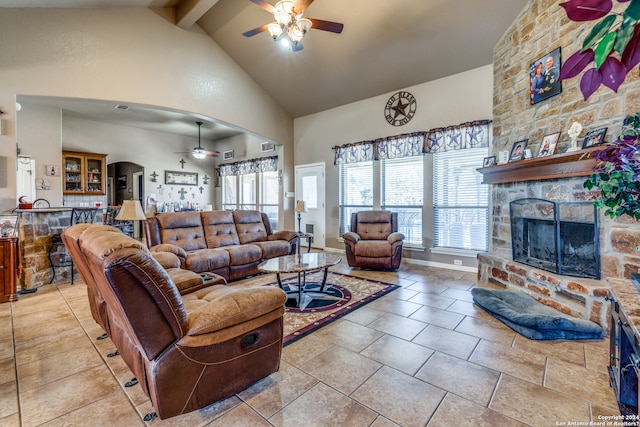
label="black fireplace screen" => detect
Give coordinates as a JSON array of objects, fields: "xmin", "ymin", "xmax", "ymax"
[{"xmin": 510, "ymin": 198, "xmax": 600, "ymax": 279}]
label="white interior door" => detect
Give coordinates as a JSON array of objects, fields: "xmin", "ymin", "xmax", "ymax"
[
  {"xmin": 295, "ymin": 163, "xmax": 325, "ymax": 249},
  {"xmin": 17, "ymin": 157, "xmax": 35, "ymax": 205}
]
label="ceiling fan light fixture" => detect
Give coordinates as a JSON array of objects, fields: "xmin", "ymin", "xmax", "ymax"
[
  {"xmin": 268, "ymin": 22, "xmax": 283, "ymax": 40},
  {"xmin": 274, "ymin": 11, "xmax": 291, "ymax": 27},
  {"xmin": 274, "ymin": 0, "xmax": 294, "ymax": 14},
  {"xmin": 296, "ymin": 17, "xmax": 312, "ymax": 35},
  {"xmin": 192, "ymin": 148, "xmax": 207, "ymax": 160},
  {"xmin": 289, "ymin": 26, "xmax": 304, "ymax": 43}
]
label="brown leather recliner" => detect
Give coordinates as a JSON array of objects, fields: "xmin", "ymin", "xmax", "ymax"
[
  {"xmin": 61, "ymin": 224, "xmax": 221, "ymax": 337},
  {"xmin": 343, "ymin": 211, "xmax": 405, "ymax": 270},
  {"xmin": 64, "ymin": 224, "xmax": 287, "ymax": 420}
]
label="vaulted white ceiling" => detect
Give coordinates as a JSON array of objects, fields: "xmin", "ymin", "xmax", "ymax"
[{"xmin": 1, "ymin": 0, "xmax": 529, "ymax": 137}]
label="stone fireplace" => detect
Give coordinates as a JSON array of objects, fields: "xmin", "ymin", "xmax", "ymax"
[
  {"xmin": 476, "ymin": 152, "xmax": 611, "ymax": 328},
  {"xmin": 510, "ymin": 198, "xmax": 599, "ymax": 279}
]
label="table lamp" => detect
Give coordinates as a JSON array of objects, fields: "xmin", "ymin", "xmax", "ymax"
[
  {"xmin": 115, "ymin": 200, "xmax": 147, "ymax": 237},
  {"xmin": 294, "ymin": 200, "xmax": 306, "ymax": 233}
]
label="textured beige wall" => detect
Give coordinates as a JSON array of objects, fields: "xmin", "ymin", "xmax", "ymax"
[
  {"xmin": 294, "ymin": 65, "xmax": 494, "ymax": 265},
  {"xmin": 0, "ymin": 8, "xmax": 292, "ymax": 215}
]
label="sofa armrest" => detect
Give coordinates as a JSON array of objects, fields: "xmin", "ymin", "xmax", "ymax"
[
  {"xmin": 186, "ymin": 287, "xmax": 287, "ymax": 336},
  {"xmin": 387, "ymin": 232, "xmax": 405, "ymax": 245},
  {"xmin": 151, "ymin": 251, "xmax": 181, "ymax": 269},
  {"xmin": 343, "ymin": 232, "xmax": 360, "ymax": 244},
  {"xmin": 268, "ymin": 230, "xmax": 298, "ymax": 242},
  {"xmin": 150, "ymin": 244, "xmax": 188, "ymax": 263}
]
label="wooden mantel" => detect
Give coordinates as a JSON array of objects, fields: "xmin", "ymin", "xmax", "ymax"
[{"xmin": 477, "ymin": 146, "xmax": 602, "ymax": 184}]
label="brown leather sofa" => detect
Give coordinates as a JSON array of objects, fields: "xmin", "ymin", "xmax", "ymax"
[
  {"xmin": 144, "ymin": 210, "xmax": 298, "ymax": 281},
  {"xmin": 63, "ymin": 224, "xmax": 287, "ymax": 420},
  {"xmin": 343, "ymin": 210, "xmax": 405, "ymax": 270}
]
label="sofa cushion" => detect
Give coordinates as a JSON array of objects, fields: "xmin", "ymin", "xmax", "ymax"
[
  {"xmin": 233, "ymin": 210, "xmax": 268, "ymax": 244},
  {"xmin": 185, "ymin": 248, "xmax": 230, "ymax": 273},
  {"xmin": 201, "ymin": 211, "xmax": 240, "ymax": 248},
  {"xmin": 183, "ymin": 286, "xmax": 287, "ymax": 336},
  {"xmin": 157, "ymin": 212, "xmax": 207, "ymax": 251},
  {"xmin": 253, "ymin": 240, "xmax": 291, "ymax": 259},
  {"xmin": 223, "ymin": 244, "xmax": 262, "ymax": 266},
  {"xmin": 353, "ymin": 240, "xmax": 393, "ymax": 257}
]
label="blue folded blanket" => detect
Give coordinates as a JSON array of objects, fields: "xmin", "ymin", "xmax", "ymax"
[{"xmin": 471, "ymin": 288, "xmax": 605, "ymax": 340}]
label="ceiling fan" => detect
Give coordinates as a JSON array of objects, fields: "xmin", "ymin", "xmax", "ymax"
[
  {"xmin": 174, "ymin": 121, "xmax": 219, "ymax": 159},
  {"xmin": 242, "ymin": 0, "xmax": 344, "ymax": 52}
]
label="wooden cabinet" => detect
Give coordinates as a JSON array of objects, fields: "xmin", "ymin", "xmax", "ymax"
[
  {"xmin": 0, "ymin": 237, "xmax": 19, "ymax": 303},
  {"xmin": 63, "ymin": 151, "xmax": 106, "ymax": 195}
]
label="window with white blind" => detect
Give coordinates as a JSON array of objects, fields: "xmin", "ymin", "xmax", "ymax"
[
  {"xmin": 222, "ymin": 172, "xmax": 279, "ymax": 228},
  {"xmin": 382, "ymin": 157, "xmax": 423, "ymax": 246},
  {"xmin": 433, "ymin": 147, "xmax": 489, "ymax": 251},
  {"xmin": 222, "ymin": 175, "xmax": 237, "ymax": 211},
  {"xmin": 259, "ymin": 170, "xmax": 279, "ymax": 230},
  {"xmin": 339, "ymin": 161, "xmax": 373, "ymax": 234},
  {"xmin": 240, "ymin": 174, "xmax": 256, "ymax": 210}
]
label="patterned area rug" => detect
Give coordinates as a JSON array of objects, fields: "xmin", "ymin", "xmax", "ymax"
[{"xmin": 267, "ymin": 271, "xmax": 400, "ymax": 346}]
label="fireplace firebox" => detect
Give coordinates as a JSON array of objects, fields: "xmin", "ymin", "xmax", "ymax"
[{"xmin": 510, "ymin": 198, "xmax": 600, "ymax": 279}]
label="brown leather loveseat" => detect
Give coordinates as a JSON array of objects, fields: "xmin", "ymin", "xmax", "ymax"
[
  {"xmin": 343, "ymin": 210, "xmax": 405, "ymax": 270},
  {"xmin": 63, "ymin": 223, "xmax": 287, "ymax": 420},
  {"xmin": 144, "ymin": 210, "xmax": 298, "ymax": 281}
]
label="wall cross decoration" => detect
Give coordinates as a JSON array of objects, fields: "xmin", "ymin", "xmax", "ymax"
[
  {"xmin": 150, "ymin": 171, "xmax": 158, "ymax": 182},
  {"xmin": 178, "ymin": 188, "xmax": 187, "ymax": 200},
  {"xmin": 179, "ymin": 159, "xmax": 186, "ymax": 169},
  {"xmin": 203, "ymin": 175, "xmax": 209, "ymax": 185},
  {"xmin": 156, "ymin": 184, "xmax": 163, "ymax": 195},
  {"xmin": 199, "ymin": 186, "xmax": 204, "ymax": 194}
]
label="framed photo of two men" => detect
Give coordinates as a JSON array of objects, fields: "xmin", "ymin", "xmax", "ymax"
[{"xmin": 530, "ymin": 47, "xmax": 562, "ymax": 105}]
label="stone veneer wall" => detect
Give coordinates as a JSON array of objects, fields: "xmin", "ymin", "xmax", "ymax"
[{"xmin": 480, "ymin": 0, "xmax": 640, "ymax": 326}]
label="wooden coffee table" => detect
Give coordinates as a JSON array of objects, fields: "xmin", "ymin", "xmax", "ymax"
[{"xmin": 258, "ymin": 253, "xmax": 342, "ymax": 309}]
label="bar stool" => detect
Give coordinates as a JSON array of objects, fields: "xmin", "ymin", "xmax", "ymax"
[{"xmin": 48, "ymin": 207, "xmax": 98, "ymax": 284}]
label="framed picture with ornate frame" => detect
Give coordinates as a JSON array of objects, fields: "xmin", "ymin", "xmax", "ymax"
[
  {"xmin": 537, "ymin": 132, "xmax": 561, "ymax": 157},
  {"xmin": 582, "ymin": 127, "xmax": 607, "ymax": 148}
]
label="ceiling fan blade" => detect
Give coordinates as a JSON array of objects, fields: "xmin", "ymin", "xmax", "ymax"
[
  {"xmin": 309, "ymin": 18, "xmax": 344, "ymax": 34},
  {"xmin": 248, "ymin": 0, "xmax": 276, "ymax": 13},
  {"xmin": 293, "ymin": 0, "xmax": 313, "ymax": 13},
  {"xmin": 205, "ymin": 150, "xmax": 220, "ymax": 157},
  {"xmin": 243, "ymin": 24, "xmax": 269, "ymax": 37}
]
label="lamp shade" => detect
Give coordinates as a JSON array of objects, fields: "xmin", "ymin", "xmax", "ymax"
[
  {"xmin": 115, "ymin": 200, "xmax": 146, "ymax": 221},
  {"xmin": 295, "ymin": 200, "xmax": 307, "ymax": 213}
]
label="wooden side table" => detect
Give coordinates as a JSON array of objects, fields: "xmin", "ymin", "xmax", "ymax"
[{"xmin": 0, "ymin": 236, "xmax": 19, "ymax": 303}]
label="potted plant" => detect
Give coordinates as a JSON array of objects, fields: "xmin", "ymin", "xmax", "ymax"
[{"xmin": 584, "ymin": 113, "xmax": 640, "ymax": 219}]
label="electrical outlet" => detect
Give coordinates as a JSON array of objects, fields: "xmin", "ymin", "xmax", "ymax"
[{"xmin": 454, "ymin": 259, "xmax": 462, "ymax": 266}]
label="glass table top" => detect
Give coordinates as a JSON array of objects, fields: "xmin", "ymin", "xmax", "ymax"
[{"xmin": 258, "ymin": 253, "xmax": 341, "ymax": 274}]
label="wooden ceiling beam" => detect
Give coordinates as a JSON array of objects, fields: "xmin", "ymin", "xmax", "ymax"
[{"xmin": 175, "ymin": 0, "xmax": 219, "ymax": 29}]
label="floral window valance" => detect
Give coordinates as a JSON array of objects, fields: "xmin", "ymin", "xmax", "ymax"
[
  {"xmin": 219, "ymin": 156, "xmax": 278, "ymax": 176},
  {"xmin": 424, "ymin": 120, "xmax": 490, "ymax": 154},
  {"xmin": 333, "ymin": 132, "xmax": 426, "ymax": 165}
]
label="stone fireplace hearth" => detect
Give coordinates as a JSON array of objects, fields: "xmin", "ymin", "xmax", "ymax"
[{"xmin": 476, "ymin": 157, "xmax": 624, "ymax": 329}]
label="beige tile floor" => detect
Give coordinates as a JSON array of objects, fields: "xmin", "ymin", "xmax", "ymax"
[{"xmin": 0, "ymin": 261, "xmax": 620, "ymax": 427}]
